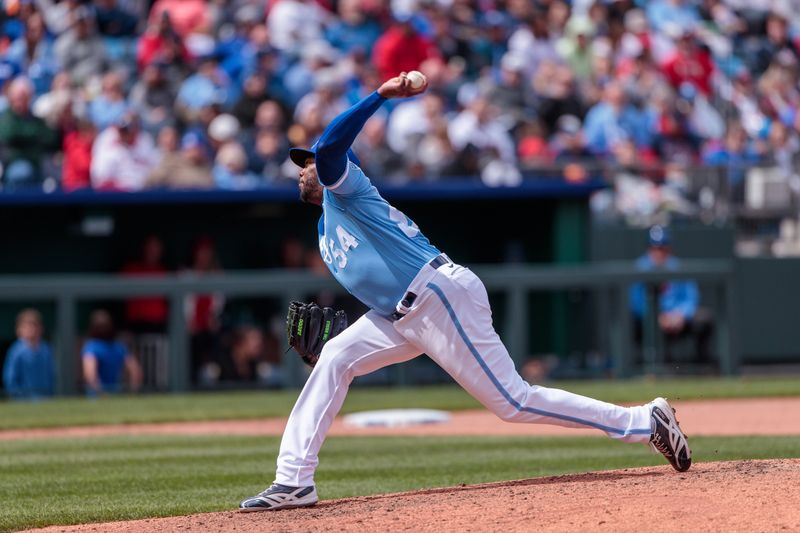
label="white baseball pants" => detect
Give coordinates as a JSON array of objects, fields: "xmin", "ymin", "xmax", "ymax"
[{"xmin": 275, "ymin": 261, "xmax": 653, "ymax": 487}]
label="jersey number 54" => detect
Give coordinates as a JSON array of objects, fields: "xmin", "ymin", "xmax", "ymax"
[{"xmin": 320, "ymin": 225, "xmax": 359, "ymax": 269}]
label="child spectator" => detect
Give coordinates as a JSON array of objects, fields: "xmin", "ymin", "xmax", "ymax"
[
  {"xmin": 82, "ymin": 310, "xmax": 142, "ymax": 395},
  {"xmin": 2, "ymin": 309, "xmax": 55, "ymax": 399}
]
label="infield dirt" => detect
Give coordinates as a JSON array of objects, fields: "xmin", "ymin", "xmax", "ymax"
[{"xmin": 27, "ymin": 459, "xmax": 800, "ymax": 532}]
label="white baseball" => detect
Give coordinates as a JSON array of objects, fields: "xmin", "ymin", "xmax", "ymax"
[{"xmin": 407, "ymin": 70, "xmax": 426, "ymax": 89}]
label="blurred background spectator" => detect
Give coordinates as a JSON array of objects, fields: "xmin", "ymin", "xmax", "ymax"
[
  {"xmin": 630, "ymin": 226, "xmax": 713, "ymax": 367},
  {"xmin": 147, "ymin": 130, "xmax": 213, "ymax": 188},
  {"xmin": 184, "ymin": 237, "xmax": 225, "ymax": 384},
  {"xmin": 2, "ymin": 309, "xmax": 54, "ymax": 400},
  {"xmin": 372, "ymin": 13, "xmax": 439, "ymax": 81},
  {"xmin": 89, "ymin": 71, "xmax": 128, "ymax": 130},
  {"xmin": 213, "ymin": 141, "xmax": 259, "ymax": 189},
  {"xmin": 128, "ymin": 60, "xmax": 176, "ymax": 134},
  {"xmin": 90, "ymin": 111, "xmax": 158, "ymax": 191},
  {"xmin": 62, "ymin": 115, "xmax": 96, "ymax": 192},
  {"xmin": 0, "ymin": 77, "xmax": 59, "ymax": 189},
  {"xmin": 81, "ymin": 309, "xmax": 143, "ymax": 396},
  {"xmin": 54, "ymin": 6, "xmax": 107, "ymax": 87},
  {"xmin": 121, "ymin": 235, "xmax": 170, "ymax": 334}
]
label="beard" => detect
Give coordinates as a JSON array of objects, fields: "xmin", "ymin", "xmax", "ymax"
[{"xmin": 299, "ymin": 178, "xmax": 323, "ymax": 205}]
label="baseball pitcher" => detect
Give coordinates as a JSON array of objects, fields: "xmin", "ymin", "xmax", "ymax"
[{"xmin": 240, "ymin": 72, "xmax": 691, "ymax": 511}]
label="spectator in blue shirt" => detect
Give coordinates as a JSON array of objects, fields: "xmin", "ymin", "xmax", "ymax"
[
  {"xmin": 216, "ymin": 5, "xmax": 263, "ymax": 85},
  {"xmin": 702, "ymin": 124, "xmax": 761, "ymax": 203},
  {"xmin": 2, "ymin": 309, "xmax": 55, "ymax": 399},
  {"xmin": 176, "ymin": 54, "xmax": 235, "ymax": 124},
  {"xmin": 282, "ymin": 42, "xmax": 339, "ymax": 108},
  {"xmin": 4, "ymin": 12, "xmax": 59, "ymax": 96},
  {"xmin": 82, "ymin": 310, "xmax": 142, "ymax": 395},
  {"xmin": 583, "ymin": 81, "xmax": 651, "ymax": 156},
  {"xmin": 645, "ymin": 0, "xmax": 700, "ymax": 35},
  {"xmin": 325, "ymin": 0, "xmax": 382, "ymax": 55},
  {"xmin": 213, "ymin": 141, "xmax": 260, "ymax": 189},
  {"xmin": 89, "ymin": 71, "xmax": 130, "ymax": 131},
  {"xmin": 630, "ymin": 226, "xmax": 713, "ymax": 367}
]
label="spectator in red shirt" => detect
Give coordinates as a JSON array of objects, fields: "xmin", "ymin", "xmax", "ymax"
[
  {"xmin": 185, "ymin": 237, "xmax": 225, "ymax": 384},
  {"xmin": 187, "ymin": 237, "xmax": 223, "ymax": 332},
  {"xmin": 137, "ymin": 11, "xmax": 190, "ymax": 71},
  {"xmin": 148, "ymin": 0, "xmax": 211, "ymax": 40},
  {"xmin": 660, "ymin": 29, "xmax": 714, "ymax": 96},
  {"xmin": 372, "ymin": 14, "xmax": 439, "ymax": 81},
  {"xmin": 121, "ymin": 235, "xmax": 170, "ymax": 333},
  {"xmin": 61, "ymin": 117, "xmax": 96, "ymax": 192}
]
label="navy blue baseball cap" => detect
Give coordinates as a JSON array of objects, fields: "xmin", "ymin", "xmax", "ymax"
[
  {"xmin": 289, "ymin": 142, "xmax": 361, "ymax": 168},
  {"xmin": 648, "ymin": 225, "xmax": 671, "ymax": 247}
]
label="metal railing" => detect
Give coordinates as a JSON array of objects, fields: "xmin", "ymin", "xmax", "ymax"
[{"xmin": 0, "ymin": 260, "xmax": 737, "ymax": 394}]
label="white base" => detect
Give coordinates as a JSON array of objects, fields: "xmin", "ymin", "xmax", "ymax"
[{"xmin": 343, "ymin": 408, "xmax": 451, "ymax": 428}]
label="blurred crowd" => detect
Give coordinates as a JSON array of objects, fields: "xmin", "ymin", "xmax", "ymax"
[
  {"xmin": 1, "ymin": 0, "xmax": 800, "ymax": 198},
  {"xmin": 122, "ymin": 234, "xmax": 292, "ymax": 388},
  {"xmin": 2, "ymin": 232, "xmax": 319, "ymax": 398}
]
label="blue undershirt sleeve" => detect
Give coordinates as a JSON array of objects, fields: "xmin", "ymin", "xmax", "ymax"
[{"xmin": 314, "ymin": 91, "xmax": 387, "ymax": 185}]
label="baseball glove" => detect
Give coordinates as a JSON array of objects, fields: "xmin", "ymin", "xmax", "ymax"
[{"xmin": 286, "ymin": 301, "xmax": 348, "ymax": 367}]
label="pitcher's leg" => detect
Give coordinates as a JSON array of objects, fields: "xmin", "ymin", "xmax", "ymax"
[
  {"xmin": 275, "ymin": 311, "xmax": 420, "ymax": 487},
  {"xmin": 397, "ymin": 268, "xmax": 651, "ymax": 443}
]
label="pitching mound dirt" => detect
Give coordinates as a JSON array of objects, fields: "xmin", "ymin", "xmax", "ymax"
[{"xmin": 29, "ymin": 459, "xmax": 800, "ymax": 533}]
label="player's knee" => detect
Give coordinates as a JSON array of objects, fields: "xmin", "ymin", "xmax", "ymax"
[
  {"xmin": 493, "ymin": 404, "xmax": 525, "ymax": 423},
  {"xmin": 321, "ymin": 328, "xmax": 351, "ymax": 355},
  {"xmin": 317, "ymin": 342, "xmax": 354, "ymax": 379},
  {"xmin": 315, "ymin": 355, "xmax": 353, "ymax": 382},
  {"xmin": 319, "ymin": 336, "xmax": 347, "ymax": 365},
  {"xmin": 497, "ymin": 410, "xmax": 522, "ymax": 423}
]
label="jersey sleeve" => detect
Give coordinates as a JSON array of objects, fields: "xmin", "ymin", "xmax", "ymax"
[
  {"xmin": 325, "ymin": 161, "xmax": 371, "ymax": 197},
  {"xmin": 314, "ymin": 91, "xmax": 386, "ymax": 186}
]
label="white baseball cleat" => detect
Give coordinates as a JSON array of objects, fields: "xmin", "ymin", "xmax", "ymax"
[
  {"xmin": 648, "ymin": 397, "xmax": 692, "ymax": 472},
  {"xmin": 239, "ymin": 484, "xmax": 318, "ymax": 511}
]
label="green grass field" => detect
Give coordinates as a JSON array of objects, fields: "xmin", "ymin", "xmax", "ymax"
[
  {"xmin": 2, "ymin": 434, "xmax": 800, "ymax": 532},
  {"xmin": 1, "ymin": 376, "xmax": 799, "ymax": 430},
  {"xmin": 2, "ymin": 378, "xmax": 800, "ymax": 531}
]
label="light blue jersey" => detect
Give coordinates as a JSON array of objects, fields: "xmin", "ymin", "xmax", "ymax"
[{"xmin": 318, "ymin": 161, "xmax": 440, "ymax": 316}]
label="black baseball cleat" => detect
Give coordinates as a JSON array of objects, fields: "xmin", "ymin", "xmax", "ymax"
[
  {"xmin": 239, "ymin": 484, "xmax": 318, "ymax": 511},
  {"xmin": 649, "ymin": 397, "xmax": 692, "ymax": 472}
]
